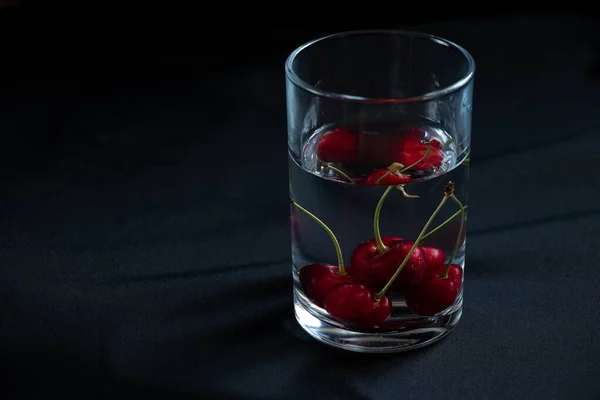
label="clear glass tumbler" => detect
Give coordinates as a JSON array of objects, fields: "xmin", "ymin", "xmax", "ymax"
[{"xmin": 286, "ymin": 30, "xmax": 475, "ymax": 353}]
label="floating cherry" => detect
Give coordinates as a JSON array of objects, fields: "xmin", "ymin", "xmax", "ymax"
[
  {"xmin": 316, "ymin": 125, "xmax": 446, "ymax": 170},
  {"xmin": 291, "ymin": 198, "xmax": 353, "ymax": 307},
  {"xmin": 362, "ymin": 162, "xmax": 412, "ymax": 186},
  {"xmin": 324, "ymin": 283, "xmax": 391, "ymax": 328},
  {"xmin": 396, "ymin": 136, "xmax": 443, "ymax": 171},
  {"xmin": 316, "ymin": 127, "xmax": 358, "ymax": 164}
]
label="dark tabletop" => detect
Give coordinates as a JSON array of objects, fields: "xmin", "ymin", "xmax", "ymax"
[{"xmin": 1, "ymin": 14, "xmax": 600, "ymax": 400}]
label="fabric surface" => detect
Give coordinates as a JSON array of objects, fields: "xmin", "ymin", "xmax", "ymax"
[{"xmin": 1, "ymin": 15, "xmax": 600, "ymax": 399}]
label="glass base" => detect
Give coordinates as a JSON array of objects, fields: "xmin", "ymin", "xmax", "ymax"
[{"xmin": 294, "ymin": 293, "xmax": 462, "ymax": 353}]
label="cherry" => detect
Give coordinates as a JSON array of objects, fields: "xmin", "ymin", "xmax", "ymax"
[
  {"xmin": 290, "ymin": 197, "xmax": 353, "ymax": 307},
  {"xmin": 315, "ymin": 125, "xmax": 447, "ymax": 172},
  {"xmin": 362, "ymin": 162, "xmax": 412, "ymax": 186},
  {"xmin": 316, "ymin": 127, "xmax": 358, "ymax": 164},
  {"xmin": 324, "ymin": 179, "xmax": 462, "ymax": 328},
  {"xmin": 371, "ymin": 182, "xmax": 458, "ymax": 302},
  {"xmin": 351, "ymin": 238, "xmax": 427, "ymax": 290},
  {"xmin": 422, "ymin": 246, "xmax": 446, "ymax": 268},
  {"xmin": 324, "ymin": 283, "xmax": 392, "ymax": 328},
  {"xmin": 396, "ymin": 137, "xmax": 443, "ymax": 171},
  {"xmin": 298, "ymin": 263, "xmax": 353, "ymax": 307},
  {"xmin": 405, "ymin": 264, "xmax": 463, "ymax": 316},
  {"xmin": 406, "ymin": 185, "xmax": 467, "ymax": 316}
]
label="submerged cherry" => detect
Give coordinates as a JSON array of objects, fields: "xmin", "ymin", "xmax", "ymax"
[
  {"xmin": 422, "ymin": 246, "xmax": 446, "ymax": 268},
  {"xmin": 370, "ymin": 182, "xmax": 459, "ymax": 303},
  {"xmin": 316, "ymin": 127, "xmax": 358, "ymax": 164},
  {"xmin": 405, "ymin": 264, "xmax": 463, "ymax": 316},
  {"xmin": 324, "ymin": 283, "xmax": 392, "ymax": 328},
  {"xmin": 352, "ymin": 238, "xmax": 427, "ymax": 290},
  {"xmin": 406, "ymin": 186, "xmax": 466, "ymax": 316},
  {"xmin": 331, "ymin": 183, "xmax": 458, "ymax": 328},
  {"xmin": 291, "ymin": 198, "xmax": 353, "ymax": 307},
  {"xmin": 299, "ymin": 263, "xmax": 353, "ymax": 307}
]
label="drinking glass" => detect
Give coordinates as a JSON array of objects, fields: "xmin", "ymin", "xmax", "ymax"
[{"xmin": 286, "ymin": 30, "xmax": 475, "ymax": 353}]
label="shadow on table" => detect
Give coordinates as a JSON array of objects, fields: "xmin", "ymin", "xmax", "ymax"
[{"xmin": 1, "ymin": 348, "xmax": 253, "ymax": 399}]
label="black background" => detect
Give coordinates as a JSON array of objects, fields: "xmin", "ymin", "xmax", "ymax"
[{"xmin": 1, "ymin": 5, "xmax": 600, "ymax": 400}]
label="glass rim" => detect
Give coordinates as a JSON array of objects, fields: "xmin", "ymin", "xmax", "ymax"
[{"xmin": 285, "ymin": 29, "xmax": 476, "ymax": 104}]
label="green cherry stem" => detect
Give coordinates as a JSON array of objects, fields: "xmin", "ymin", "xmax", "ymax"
[
  {"xmin": 322, "ymin": 163, "xmax": 356, "ymax": 184},
  {"xmin": 418, "ymin": 205, "xmax": 468, "ymax": 243},
  {"xmin": 373, "ymin": 185, "xmax": 395, "ymax": 253},
  {"xmin": 442, "ymin": 193, "xmax": 466, "ymax": 279},
  {"xmin": 372, "ymin": 142, "xmax": 432, "ymax": 254},
  {"xmin": 375, "ymin": 182, "xmax": 455, "ymax": 300},
  {"xmin": 290, "ymin": 197, "xmax": 346, "ymax": 275}
]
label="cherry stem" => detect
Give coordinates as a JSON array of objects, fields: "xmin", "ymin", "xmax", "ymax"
[
  {"xmin": 397, "ymin": 185, "xmax": 419, "ymax": 199},
  {"xmin": 374, "ymin": 186, "xmax": 394, "ymax": 253},
  {"xmin": 442, "ymin": 193, "xmax": 465, "ymax": 279},
  {"xmin": 419, "ymin": 205, "xmax": 468, "ymax": 244},
  {"xmin": 322, "ymin": 163, "xmax": 356, "ymax": 184},
  {"xmin": 375, "ymin": 182, "xmax": 454, "ymax": 300},
  {"xmin": 290, "ymin": 198, "xmax": 346, "ymax": 275},
  {"xmin": 372, "ymin": 142, "xmax": 432, "ymax": 254}
]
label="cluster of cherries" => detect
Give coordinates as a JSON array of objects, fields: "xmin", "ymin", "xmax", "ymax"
[
  {"xmin": 293, "ymin": 127, "xmax": 465, "ymax": 329},
  {"xmin": 317, "ymin": 126, "xmax": 444, "ymax": 184}
]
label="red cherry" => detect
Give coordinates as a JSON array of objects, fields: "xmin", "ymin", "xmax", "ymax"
[
  {"xmin": 362, "ymin": 168, "xmax": 411, "ymax": 186},
  {"xmin": 422, "ymin": 246, "xmax": 446, "ymax": 268},
  {"xmin": 324, "ymin": 283, "xmax": 392, "ymax": 328},
  {"xmin": 350, "ymin": 236, "xmax": 399, "ymax": 285},
  {"xmin": 396, "ymin": 137, "xmax": 443, "ymax": 170},
  {"xmin": 316, "ymin": 127, "xmax": 358, "ymax": 163},
  {"xmin": 405, "ymin": 264, "xmax": 463, "ymax": 316},
  {"xmin": 298, "ymin": 264, "xmax": 353, "ymax": 307},
  {"xmin": 350, "ymin": 238, "xmax": 427, "ymax": 290}
]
